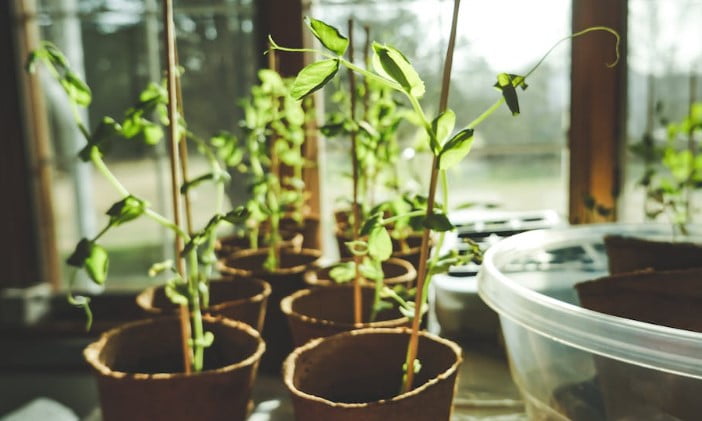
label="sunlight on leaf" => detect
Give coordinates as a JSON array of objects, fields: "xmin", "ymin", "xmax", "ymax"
[
  {"xmin": 305, "ymin": 17, "xmax": 349, "ymax": 56},
  {"xmin": 438, "ymin": 128, "xmax": 475, "ymax": 169},
  {"xmin": 291, "ymin": 59, "xmax": 339, "ymax": 99}
]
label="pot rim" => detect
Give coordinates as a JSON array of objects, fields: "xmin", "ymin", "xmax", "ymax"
[
  {"xmin": 282, "ymin": 327, "xmax": 462, "ymax": 408},
  {"xmin": 218, "ymin": 247, "xmax": 322, "ymax": 277},
  {"xmin": 135, "ymin": 277, "xmax": 272, "ymax": 315},
  {"xmin": 303, "ymin": 257, "xmax": 417, "ymax": 287},
  {"xmin": 83, "ymin": 315, "xmax": 265, "ymax": 380},
  {"xmin": 207, "ymin": 277, "xmax": 272, "ymax": 312},
  {"xmin": 280, "ymin": 286, "xmax": 409, "ymax": 329}
]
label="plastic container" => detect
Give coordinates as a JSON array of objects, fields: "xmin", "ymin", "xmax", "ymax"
[
  {"xmin": 430, "ymin": 209, "xmax": 562, "ymax": 339},
  {"xmin": 478, "ymin": 223, "xmax": 702, "ymax": 420}
]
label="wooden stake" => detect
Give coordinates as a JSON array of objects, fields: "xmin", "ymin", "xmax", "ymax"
[
  {"xmin": 402, "ymin": 0, "xmax": 461, "ymax": 394},
  {"xmin": 348, "ymin": 19, "xmax": 363, "ymax": 325},
  {"xmin": 162, "ymin": 0, "xmax": 192, "ymax": 374},
  {"xmin": 268, "ymin": 48, "xmax": 282, "ymax": 267},
  {"xmin": 174, "ymin": 48, "xmax": 194, "ymax": 235}
]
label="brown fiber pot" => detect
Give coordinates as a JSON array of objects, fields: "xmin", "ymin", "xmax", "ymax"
[
  {"xmin": 281, "ymin": 285, "xmax": 410, "ymax": 347},
  {"xmin": 84, "ymin": 316, "xmax": 264, "ymax": 421},
  {"xmin": 283, "ymin": 327, "xmax": 462, "ymax": 421},
  {"xmin": 219, "ymin": 248, "xmax": 322, "ymax": 373},
  {"xmin": 135, "ymin": 277, "xmax": 271, "ymax": 332},
  {"xmin": 215, "ymin": 231, "xmax": 303, "ymax": 258},
  {"xmin": 280, "ymin": 214, "xmax": 322, "ymax": 251},
  {"xmin": 304, "ymin": 257, "xmax": 416, "ymax": 288},
  {"xmin": 575, "ymin": 268, "xmax": 702, "ymax": 419},
  {"xmin": 604, "ymin": 234, "xmax": 702, "ymax": 274}
]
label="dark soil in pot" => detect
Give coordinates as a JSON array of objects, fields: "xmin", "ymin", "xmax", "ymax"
[
  {"xmin": 135, "ymin": 277, "xmax": 271, "ymax": 332},
  {"xmin": 604, "ymin": 234, "xmax": 702, "ymax": 274},
  {"xmin": 281, "ymin": 285, "xmax": 409, "ymax": 346},
  {"xmin": 283, "ymin": 327, "xmax": 462, "ymax": 421},
  {"xmin": 304, "ymin": 257, "xmax": 416, "ymax": 288},
  {"xmin": 218, "ymin": 248, "xmax": 322, "ymax": 373},
  {"xmin": 84, "ymin": 316, "xmax": 264, "ymax": 421},
  {"xmin": 575, "ymin": 268, "xmax": 702, "ymax": 419}
]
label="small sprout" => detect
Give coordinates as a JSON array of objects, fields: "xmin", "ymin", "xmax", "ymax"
[
  {"xmin": 164, "ymin": 277, "xmax": 189, "ymax": 306},
  {"xmin": 148, "ymin": 259, "xmax": 175, "ymax": 277}
]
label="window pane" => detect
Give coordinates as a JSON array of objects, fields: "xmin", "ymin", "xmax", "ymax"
[
  {"xmin": 34, "ymin": 0, "xmax": 258, "ymax": 289},
  {"xmin": 621, "ymin": 0, "xmax": 702, "ymax": 225},
  {"xmin": 312, "ymin": 0, "xmax": 571, "ymax": 218}
]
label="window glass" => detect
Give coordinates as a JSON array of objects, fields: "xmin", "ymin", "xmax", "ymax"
[
  {"xmin": 621, "ymin": 0, "xmax": 702, "ymax": 226},
  {"xmin": 311, "ymin": 0, "xmax": 571, "ymax": 222},
  {"xmin": 34, "ymin": 0, "xmax": 257, "ymax": 289}
]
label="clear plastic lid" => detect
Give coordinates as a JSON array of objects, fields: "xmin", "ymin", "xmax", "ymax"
[{"xmin": 478, "ymin": 223, "xmax": 702, "ymax": 379}]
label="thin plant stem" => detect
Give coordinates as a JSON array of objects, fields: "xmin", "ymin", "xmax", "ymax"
[
  {"xmin": 162, "ymin": 0, "xmax": 193, "ymax": 374},
  {"xmin": 349, "ymin": 18, "xmax": 363, "ymax": 325}
]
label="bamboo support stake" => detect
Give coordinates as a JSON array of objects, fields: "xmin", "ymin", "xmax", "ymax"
[
  {"xmin": 162, "ymin": 0, "xmax": 192, "ymax": 374},
  {"xmin": 268, "ymin": 48, "xmax": 282, "ymax": 266},
  {"xmin": 348, "ymin": 19, "xmax": 363, "ymax": 325},
  {"xmin": 175, "ymin": 48, "xmax": 194, "ymax": 235},
  {"xmin": 362, "ymin": 25, "xmax": 371, "ymax": 119},
  {"xmin": 402, "ymin": 0, "xmax": 461, "ymax": 394}
]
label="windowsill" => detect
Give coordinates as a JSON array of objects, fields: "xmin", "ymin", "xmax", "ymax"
[{"xmin": 0, "ymin": 292, "xmax": 145, "ymax": 372}]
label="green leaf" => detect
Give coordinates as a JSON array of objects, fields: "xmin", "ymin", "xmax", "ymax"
[
  {"xmin": 84, "ymin": 242, "xmax": 109, "ymax": 285},
  {"xmin": 60, "ymin": 71, "xmax": 92, "ymax": 107},
  {"xmin": 423, "ymin": 213, "xmax": 454, "ymax": 232},
  {"xmin": 360, "ymin": 212, "xmax": 384, "ymax": 237},
  {"xmin": 359, "ymin": 258, "xmax": 384, "ymax": 281},
  {"xmin": 329, "ymin": 261, "xmax": 355, "ymax": 283},
  {"xmin": 368, "ymin": 227, "xmax": 392, "ymax": 261},
  {"xmin": 66, "ymin": 238, "xmax": 92, "ymax": 268},
  {"xmin": 494, "ymin": 73, "xmax": 528, "ymax": 116},
  {"xmin": 142, "ymin": 122, "xmax": 164, "ymax": 145},
  {"xmin": 305, "ymin": 17, "xmax": 349, "ymax": 56},
  {"xmin": 372, "ymin": 43, "xmax": 425, "ymax": 98},
  {"xmin": 106, "ymin": 195, "xmax": 147, "ymax": 227},
  {"xmin": 431, "ymin": 109, "xmax": 456, "ymax": 153},
  {"xmin": 438, "ymin": 128, "xmax": 475, "ymax": 170},
  {"xmin": 291, "ymin": 59, "xmax": 339, "ymax": 99},
  {"xmin": 222, "ymin": 206, "xmax": 249, "ymax": 225}
]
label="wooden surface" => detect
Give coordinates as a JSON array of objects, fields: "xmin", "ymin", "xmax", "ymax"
[{"xmin": 569, "ymin": 0, "xmax": 628, "ymax": 224}]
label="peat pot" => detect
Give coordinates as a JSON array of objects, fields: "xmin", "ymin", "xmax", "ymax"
[
  {"xmin": 478, "ymin": 223, "xmax": 702, "ymax": 420},
  {"xmin": 136, "ymin": 277, "xmax": 271, "ymax": 332},
  {"xmin": 219, "ymin": 248, "xmax": 321, "ymax": 372},
  {"xmin": 84, "ymin": 316, "xmax": 264, "ymax": 421},
  {"xmin": 603, "ymin": 233, "xmax": 702, "ymax": 274},
  {"xmin": 215, "ymin": 231, "xmax": 303, "ymax": 259},
  {"xmin": 303, "ymin": 257, "xmax": 416, "ymax": 288},
  {"xmin": 281, "ymin": 285, "xmax": 409, "ymax": 346},
  {"xmin": 283, "ymin": 327, "xmax": 462, "ymax": 421}
]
